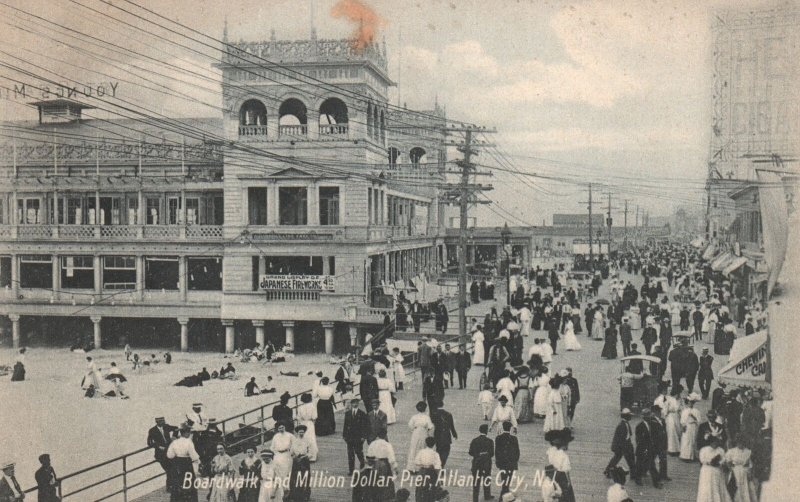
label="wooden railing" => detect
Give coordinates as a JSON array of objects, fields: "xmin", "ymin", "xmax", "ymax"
[{"xmin": 5, "ymin": 225, "xmax": 224, "ymax": 241}]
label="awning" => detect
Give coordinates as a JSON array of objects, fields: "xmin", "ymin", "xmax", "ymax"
[
  {"xmin": 723, "ymin": 256, "xmax": 748, "ymax": 276},
  {"xmin": 710, "ymin": 252, "xmax": 733, "ymax": 271},
  {"xmin": 718, "ymin": 331, "xmax": 771, "ymax": 389},
  {"xmin": 702, "ymin": 243, "xmax": 717, "ymax": 261}
]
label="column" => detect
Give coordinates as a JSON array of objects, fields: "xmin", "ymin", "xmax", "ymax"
[
  {"xmin": 179, "ymin": 256, "xmax": 187, "ymax": 302},
  {"xmin": 90, "ymin": 316, "xmax": 102, "ymax": 349},
  {"xmin": 137, "ymin": 190, "xmax": 144, "ymax": 226},
  {"xmin": 252, "ymin": 320, "xmax": 265, "ymax": 348},
  {"xmin": 10, "ymin": 255, "xmax": 18, "ymax": 298},
  {"xmin": 268, "ymin": 185, "xmax": 279, "ymax": 226},
  {"xmin": 307, "ymin": 183, "xmax": 319, "ymax": 225},
  {"xmin": 178, "ymin": 317, "xmax": 189, "ymax": 352},
  {"xmin": 348, "ymin": 323, "xmax": 358, "ymax": 350},
  {"xmin": 9, "ymin": 314, "xmax": 20, "ymax": 349},
  {"xmin": 282, "ymin": 321, "xmax": 295, "ymax": 349},
  {"xmin": 52, "ymin": 256, "xmax": 60, "ymax": 301},
  {"xmin": 322, "ymin": 322, "xmax": 335, "ymax": 355},
  {"xmin": 222, "ymin": 319, "xmax": 235, "ymax": 353},
  {"xmin": 137, "ymin": 255, "xmax": 145, "ymax": 300},
  {"xmin": 94, "ymin": 255, "xmax": 101, "ymax": 295}
]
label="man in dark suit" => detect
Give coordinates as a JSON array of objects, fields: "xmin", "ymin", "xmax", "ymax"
[
  {"xmin": 430, "ymin": 402, "xmax": 458, "ymax": 467},
  {"xmin": 638, "ymin": 299, "xmax": 649, "ymax": 328},
  {"xmin": 604, "ymin": 408, "xmax": 636, "ymax": 481},
  {"xmin": 359, "ymin": 368, "xmax": 379, "ymax": 412},
  {"xmin": 641, "ymin": 320, "xmax": 658, "ymax": 355},
  {"xmin": 494, "ymin": 421, "xmax": 520, "ymax": 497},
  {"xmin": 34, "ymin": 454, "xmax": 59, "ymax": 502},
  {"xmin": 342, "ymin": 399, "xmax": 368, "ymax": 474},
  {"xmin": 651, "ymin": 405, "xmax": 670, "ymax": 482},
  {"xmin": 147, "ymin": 416, "xmax": 177, "ymax": 492},
  {"xmin": 697, "ymin": 410, "xmax": 727, "ymax": 451},
  {"xmin": 698, "ymin": 348, "xmax": 714, "ymax": 400},
  {"xmin": 685, "ymin": 347, "xmax": 700, "ymax": 393},
  {"xmin": 679, "ymin": 306, "xmax": 691, "ymax": 331},
  {"xmin": 455, "ymin": 345, "xmax": 471, "ymax": 389},
  {"xmin": 547, "ymin": 316, "xmax": 560, "ymax": 355},
  {"xmin": 0, "ymin": 462, "xmax": 24, "ymax": 502},
  {"xmin": 692, "ymin": 306, "xmax": 704, "ymax": 341},
  {"xmin": 659, "ymin": 317, "xmax": 672, "ymax": 351},
  {"xmin": 620, "ymin": 317, "xmax": 633, "ymax": 356},
  {"xmin": 564, "ymin": 368, "xmax": 580, "ymax": 422},
  {"xmin": 469, "ymin": 424, "xmax": 494, "ymax": 502},
  {"xmin": 417, "ymin": 338, "xmax": 433, "ymax": 379},
  {"xmin": 365, "ymin": 399, "xmax": 387, "ymax": 444},
  {"xmin": 411, "ymin": 300, "xmax": 423, "ymax": 333},
  {"xmin": 634, "ymin": 409, "xmax": 663, "ymax": 488}
]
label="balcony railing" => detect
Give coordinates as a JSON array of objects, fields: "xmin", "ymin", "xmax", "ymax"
[
  {"xmin": 278, "ymin": 124, "xmax": 307, "ymax": 136},
  {"xmin": 5, "ymin": 225, "xmax": 224, "ymax": 241},
  {"xmin": 263, "ymin": 289, "xmax": 320, "ymax": 301},
  {"xmin": 319, "ymin": 123, "xmax": 349, "ymax": 136},
  {"xmin": 238, "ymin": 125, "xmax": 268, "ymax": 136}
]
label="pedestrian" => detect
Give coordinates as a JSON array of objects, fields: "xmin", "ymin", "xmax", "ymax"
[
  {"xmin": 146, "ymin": 416, "xmax": 177, "ymax": 493},
  {"xmin": 563, "ymin": 368, "xmax": 580, "ymax": 423},
  {"xmin": 545, "ymin": 429, "xmax": 576, "ymax": 502},
  {"xmin": 237, "ymin": 448, "xmax": 261, "ymax": 502},
  {"xmin": 696, "ymin": 436, "xmax": 731, "ymax": 502},
  {"xmin": 513, "ymin": 367, "xmax": 534, "ymax": 423},
  {"xmin": 342, "ymin": 399, "xmax": 367, "ymax": 474},
  {"xmin": 680, "ymin": 393, "xmax": 702, "ymax": 462},
  {"xmin": 413, "ymin": 437, "xmax": 445, "ymax": 502},
  {"xmin": 289, "ymin": 426, "xmax": 312, "ymax": 502},
  {"xmin": 601, "ymin": 321, "xmax": 618, "ymax": 359},
  {"xmin": 469, "ymin": 424, "xmax": 494, "ymax": 502},
  {"xmin": 634, "ymin": 408, "xmax": 663, "ymax": 488},
  {"xmin": 366, "ymin": 399, "xmax": 388, "ymax": 445},
  {"xmin": 406, "ymin": 401, "xmax": 435, "ymax": 471},
  {"xmin": 698, "ymin": 348, "xmax": 714, "ymax": 400},
  {"xmin": 444, "ymin": 343, "xmax": 457, "ymax": 388},
  {"xmin": 543, "ymin": 377, "xmax": 565, "ymax": 433},
  {"xmin": 165, "ymin": 423, "xmax": 200, "ymax": 501},
  {"xmin": 0, "ymin": 461, "xmax": 24, "ymax": 502},
  {"xmin": 272, "ymin": 393, "xmax": 294, "ymax": 434},
  {"xmin": 724, "ymin": 435, "xmax": 758, "ymax": 502},
  {"xmin": 605, "ymin": 466, "xmax": 631, "ymax": 502},
  {"xmin": 359, "ymin": 367, "xmax": 379, "ymax": 412},
  {"xmin": 491, "ymin": 394, "xmax": 518, "ymax": 433},
  {"xmin": 495, "ymin": 422, "xmax": 520, "ymax": 497},
  {"xmin": 430, "ymin": 400, "xmax": 458, "ymax": 467},
  {"xmin": 208, "ymin": 444, "xmax": 236, "ymax": 502},
  {"xmin": 296, "ymin": 394, "xmax": 318, "ymax": 461},
  {"xmin": 34, "ymin": 454, "xmax": 58, "ymax": 502},
  {"xmin": 693, "ymin": 305, "xmax": 705, "ymax": 342},
  {"xmin": 417, "ymin": 337, "xmax": 433, "ymax": 379},
  {"xmin": 604, "ymin": 409, "xmax": 636, "ymax": 481},
  {"xmin": 455, "ymin": 345, "xmax": 471, "ymax": 389},
  {"xmin": 686, "ymin": 347, "xmax": 700, "ymax": 393},
  {"xmin": 366, "ymin": 431, "xmax": 398, "ymax": 500},
  {"xmin": 547, "ymin": 315, "xmax": 560, "ymax": 355},
  {"xmin": 641, "ymin": 319, "xmax": 658, "ymax": 355},
  {"xmin": 269, "ymin": 422, "xmax": 295, "ymax": 482},
  {"xmin": 650, "ymin": 405, "xmax": 671, "ymax": 482},
  {"xmin": 257, "ymin": 450, "xmax": 283, "ymax": 502}
]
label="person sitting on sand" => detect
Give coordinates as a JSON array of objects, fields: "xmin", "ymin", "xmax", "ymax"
[{"xmin": 219, "ymin": 362, "xmax": 237, "ymax": 380}]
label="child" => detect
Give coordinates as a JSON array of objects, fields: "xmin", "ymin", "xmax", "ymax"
[
  {"xmin": 124, "ymin": 343, "xmax": 132, "ymax": 361},
  {"xmin": 131, "ymin": 354, "xmax": 142, "ymax": 372},
  {"xmin": 606, "ymin": 466, "xmax": 632, "ymax": 502},
  {"xmin": 478, "ymin": 382, "xmax": 495, "ymax": 421}
]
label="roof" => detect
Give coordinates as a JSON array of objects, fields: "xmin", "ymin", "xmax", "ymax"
[{"xmin": 28, "ymin": 98, "xmax": 96, "ymax": 109}]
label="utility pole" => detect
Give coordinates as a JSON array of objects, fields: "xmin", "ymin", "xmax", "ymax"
[
  {"xmin": 443, "ymin": 125, "xmax": 495, "ymax": 347},
  {"xmin": 607, "ymin": 192, "xmax": 612, "ymax": 255},
  {"xmin": 623, "ymin": 200, "xmax": 629, "ymax": 251},
  {"xmin": 588, "ymin": 183, "xmax": 594, "ymax": 271}
]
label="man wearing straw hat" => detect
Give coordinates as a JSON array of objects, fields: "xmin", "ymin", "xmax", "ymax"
[{"xmin": 0, "ymin": 461, "xmax": 24, "ymax": 502}]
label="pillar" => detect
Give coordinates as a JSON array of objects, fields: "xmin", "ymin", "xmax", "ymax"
[
  {"xmin": 90, "ymin": 316, "xmax": 102, "ymax": 349},
  {"xmin": 282, "ymin": 321, "xmax": 295, "ymax": 349},
  {"xmin": 179, "ymin": 256, "xmax": 187, "ymax": 302},
  {"xmin": 252, "ymin": 320, "xmax": 265, "ymax": 348},
  {"xmin": 94, "ymin": 254, "xmax": 101, "ymax": 294},
  {"xmin": 348, "ymin": 323, "xmax": 358, "ymax": 349},
  {"xmin": 9, "ymin": 314, "xmax": 20, "ymax": 349},
  {"xmin": 178, "ymin": 317, "xmax": 189, "ymax": 352},
  {"xmin": 322, "ymin": 322, "xmax": 335, "ymax": 355},
  {"xmin": 10, "ymin": 255, "xmax": 18, "ymax": 298},
  {"xmin": 222, "ymin": 319, "xmax": 235, "ymax": 353}
]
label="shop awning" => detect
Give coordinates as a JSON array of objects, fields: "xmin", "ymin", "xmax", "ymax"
[
  {"xmin": 702, "ymin": 243, "xmax": 717, "ymax": 261},
  {"xmin": 723, "ymin": 256, "xmax": 748, "ymax": 276},
  {"xmin": 710, "ymin": 252, "xmax": 733, "ymax": 271},
  {"xmin": 718, "ymin": 331, "xmax": 771, "ymax": 389}
]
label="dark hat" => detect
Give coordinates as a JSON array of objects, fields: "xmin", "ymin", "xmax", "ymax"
[
  {"xmin": 295, "ymin": 424, "xmax": 308, "ymax": 432},
  {"xmin": 498, "ymin": 395, "xmax": 509, "ymax": 402}
]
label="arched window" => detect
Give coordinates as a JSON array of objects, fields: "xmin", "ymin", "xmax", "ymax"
[
  {"xmin": 319, "ymin": 98, "xmax": 349, "ymax": 135},
  {"xmin": 379, "ymin": 110, "xmax": 385, "ymax": 144},
  {"xmin": 366, "ymin": 103, "xmax": 374, "ymax": 139},
  {"xmin": 239, "ymin": 99, "xmax": 267, "ymax": 136},
  {"xmin": 388, "ymin": 147, "xmax": 401, "ymax": 167},
  {"xmin": 278, "ymin": 98, "xmax": 308, "ymax": 136},
  {"xmin": 410, "ymin": 147, "xmax": 427, "ymax": 167}
]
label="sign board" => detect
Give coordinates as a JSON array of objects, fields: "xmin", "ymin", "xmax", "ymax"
[
  {"xmin": 259, "ymin": 274, "xmax": 335, "ymax": 291},
  {"xmin": 718, "ymin": 331, "xmax": 771, "ymax": 389}
]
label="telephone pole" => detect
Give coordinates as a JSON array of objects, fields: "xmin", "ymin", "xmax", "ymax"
[
  {"xmin": 623, "ymin": 199, "xmax": 629, "ymax": 250},
  {"xmin": 588, "ymin": 183, "xmax": 594, "ymax": 271},
  {"xmin": 443, "ymin": 125, "xmax": 495, "ymax": 346}
]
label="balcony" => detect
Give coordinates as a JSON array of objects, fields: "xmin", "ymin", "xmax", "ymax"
[
  {"xmin": 3, "ymin": 225, "xmax": 224, "ymax": 241},
  {"xmin": 238, "ymin": 125, "xmax": 268, "ymax": 137},
  {"xmin": 319, "ymin": 124, "xmax": 348, "ymax": 136},
  {"xmin": 278, "ymin": 124, "xmax": 307, "ymax": 137}
]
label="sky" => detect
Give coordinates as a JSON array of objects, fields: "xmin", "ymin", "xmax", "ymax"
[{"xmin": 0, "ymin": 0, "xmax": 789, "ymax": 226}]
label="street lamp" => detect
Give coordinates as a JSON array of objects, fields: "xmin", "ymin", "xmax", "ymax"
[{"xmin": 500, "ymin": 222, "xmax": 512, "ymax": 306}]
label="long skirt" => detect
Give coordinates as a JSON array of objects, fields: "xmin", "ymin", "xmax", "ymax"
[
  {"xmin": 316, "ymin": 398, "xmax": 336, "ymax": 436},
  {"xmin": 592, "ymin": 321, "xmax": 604, "ymax": 341},
  {"xmin": 378, "ymin": 390, "xmax": 396, "ymax": 424},
  {"xmin": 730, "ymin": 465, "xmax": 757, "ymax": 502},
  {"xmin": 406, "ymin": 427, "xmax": 430, "ymax": 471},
  {"xmin": 555, "ymin": 471, "xmax": 576, "ymax": 502},
  {"xmin": 415, "ymin": 467, "xmax": 439, "ymax": 502},
  {"xmin": 169, "ymin": 457, "xmax": 198, "ymax": 502},
  {"xmin": 288, "ymin": 458, "xmax": 311, "ymax": 502},
  {"xmin": 373, "ymin": 459, "xmax": 396, "ymax": 501},
  {"xmin": 208, "ymin": 474, "xmax": 236, "ymax": 502},
  {"xmin": 533, "ymin": 386, "xmax": 549, "ymax": 417},
  {"xmin": 572, "ymin": 314, "xmax": 582, "ymax": 334},
  {"xmin": 514, "ymin": 388, "xmax": 534, "ymax": 423},
  {"xmin": 601, "ymin": 337, "xmax": 617, "ymax": 359},
  {"xmin": 680, "ymin": 423, "xmax": 698, "ymax": 460},
  {"xmin": 666, "ymin": 413, "xmax": 681, "ymax": 453},
  {"xmin": 696, "ymin": 465, "xmax": 732, "ymax": 502}
]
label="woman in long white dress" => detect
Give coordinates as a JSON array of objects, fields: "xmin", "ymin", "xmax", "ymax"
[
  {"xmin": 655, "ymin": 389, "xmax": 683, "ymax": 455},
  {"xmin": 519, "ymin": 307, "xmax": 532, "ymax": 337},
  {"xmin": 543, "ymin": 379, "xmax": 566, "ymax": 433},
  {"xmin": 495, "ymin": 372, "xmax": 515, "ymax": 406},
  {"xmin": 391, "ymin": 348, "xmax": 406, "ymax": 390},
  {"xmin": 724, "ymin": 437, "xmax": 758, "ymax": 502},
  {"xmin": 361, "ymin": 332, "xmax": 374, "ymax": 357},
  {"xmin": 471, "ymin": 330, "xmax": 485, "ymax": 366},
  {"xmin": 268, "ymin": 424, "xmax": 294, "ymax": 484},
  {"xmin": 696, "ymin": 439, "xmax": 732, "ymax": 502},
  {"xmin": 208, "ymin": 445, "xmax": 236, "ymax": 502},
  {"xmin": 680, "ymin": 395, "xmax": 701, "ymax": 461},
  {"xmin": 82, "ymin": 357, "xmax": 103, "ymax": 391},
  {"xmin": 296, "ymin": 394, "xmax": 318, "ymax": 462},
  {"xmin": 563, "ymin": 319, "xmax": 581, "ymax": 351},
  {"xmin": 533, "ymin": 368, "xmax": 551, "ymax": 418},
  {"xmin": 377, "ymin": 370, "xmax": 396, "ymax": 424},
  {"xmin": 257, "ymin": 452, "xmax": 284, "ymax": 502},
  {"xmin": 592, "ymin": 308, "xmax": 605, "ymax": 341},
  {"xmin": 406, "ymin": 401, "xmax": 434, "ymax": 471},
  {"xmin": 559, "ymin": 377, "xmax": 572, "ymax": 429}
]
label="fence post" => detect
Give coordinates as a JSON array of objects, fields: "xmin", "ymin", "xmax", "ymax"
[
  {"xmin": 260, "ymin": 407, "xmax": 266, "ymax": 446},
  {"xmin": 122, "ymin": 456, "xmax": 128, "ymax": 502}
]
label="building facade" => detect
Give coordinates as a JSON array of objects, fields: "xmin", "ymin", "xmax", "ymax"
[{"xmin": 0, "ymin": 34, "xmax": 448, "ymax": 353}]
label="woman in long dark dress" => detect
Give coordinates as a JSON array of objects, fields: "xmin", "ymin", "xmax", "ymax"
[
  {"xmin": 601, "ymin": 322, "xmax": 618, "ymax": 359},
  {"xmin": 11, "ymin": 348, "xmax": 26, "ymax": 381},
  {"xmin": 289, "ymin": 426, "xmax": 311, "ymax": 502},
  {"xmin": 572, "ymin": 306, "xmax": 582, "ymax": 334},
  {"xmin": 315, "ymin": 377, "xmax": 336, "ymax": 436},
  {"xmin": 237, "ymin": 447, "xmax": 261, "ymax": 502}
]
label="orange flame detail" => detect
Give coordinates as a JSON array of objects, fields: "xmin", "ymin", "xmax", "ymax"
[{"xmin": 330, "ymin": 0, "xmax": 387, "ymax": 51}]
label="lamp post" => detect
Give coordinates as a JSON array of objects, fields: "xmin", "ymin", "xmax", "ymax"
[{"xmin": 500, "ymin": 223, "xmax": 512, "ymax": 306}]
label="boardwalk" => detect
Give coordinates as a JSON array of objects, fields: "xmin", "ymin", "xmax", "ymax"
[{"xmin": 138, "ymin": 270, "xmax": 717, "ymax": 501}]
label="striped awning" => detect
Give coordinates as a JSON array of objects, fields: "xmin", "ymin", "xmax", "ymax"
[
  {"xmin": 710, "ymin": 252, "xmax": 733, "ymax": 271},
  {"xmin": 723, "ymin": 256, "xmax": 748, "ymax": 276}
]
